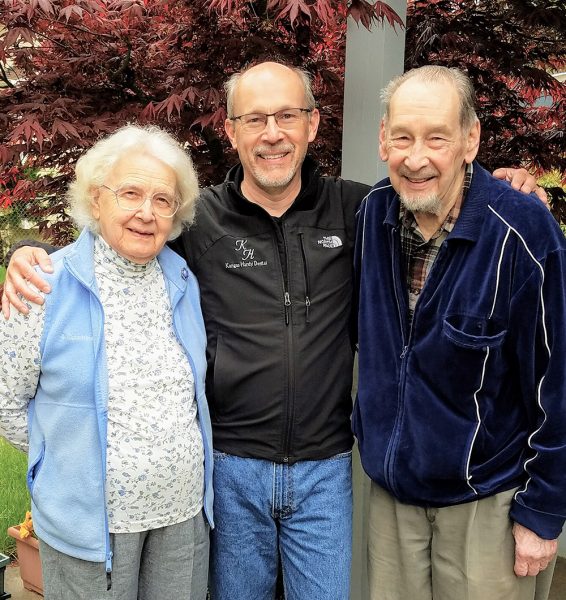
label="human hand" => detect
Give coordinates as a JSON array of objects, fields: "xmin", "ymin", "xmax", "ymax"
[
  {"xmin": 492, "ymin": 167, "xmax": 548, "ymax": 207},
  {"xmin": 512, "ymin": 522, "xmax": 557, "ymax": 577},
  {"xmin": 2, "ymin": 247, "xmax": 53, "ymax": 319}
]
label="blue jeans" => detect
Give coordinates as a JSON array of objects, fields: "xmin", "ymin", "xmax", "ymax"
[{"xmin": 210, "ymin": 451, "xmax": 353, "ymax": 600}]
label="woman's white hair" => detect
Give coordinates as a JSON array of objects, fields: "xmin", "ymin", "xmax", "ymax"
[{"xmin": 67, "ymin": 124, "xmax": 199, "ymax": 240}]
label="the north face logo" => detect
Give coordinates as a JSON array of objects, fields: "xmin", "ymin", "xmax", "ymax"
[{"xmin": 317, "ymin": 235, "xmax": 343, "ymax": 249}]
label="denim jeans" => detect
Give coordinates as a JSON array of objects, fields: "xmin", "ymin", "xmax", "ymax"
[{"xmin": 210, "ymin": 451, "xmax": 353, "ymax": 600}]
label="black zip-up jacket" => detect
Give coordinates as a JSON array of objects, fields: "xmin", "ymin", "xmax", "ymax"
[{"xmin": 171, "ymin": 157, "xmax": 370, "ymax": 463}]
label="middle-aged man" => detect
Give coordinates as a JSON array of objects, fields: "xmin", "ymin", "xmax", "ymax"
[
  {"xmin": 354, "ymin": 65, "xmax": 566, "ymax": 600},
  {"xmin": 1, "ymin": 61, "xmax": 546, "ymax": 600}
]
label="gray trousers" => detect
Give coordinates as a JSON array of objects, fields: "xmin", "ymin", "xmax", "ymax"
[
  {"xmin": 39, "ymin": 511, "xmax": 209, "ymax": 600},
  {"xmin": 368, "ymin": 484, "xmax": 556, "ymax": 600}
]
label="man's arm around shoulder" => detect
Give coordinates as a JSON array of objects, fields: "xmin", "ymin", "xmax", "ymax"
[{"xmin": 2, "ymin": 240, "xmax": 60, "ymax": 318}]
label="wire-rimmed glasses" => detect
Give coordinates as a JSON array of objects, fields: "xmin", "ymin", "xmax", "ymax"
[
  {"xmin": 101, "ymin": 184, "xmax": 180, "ymax": 218},
  {"xmin": 230, "ymin": 108, "xmax": 313, "ymax": 133}
]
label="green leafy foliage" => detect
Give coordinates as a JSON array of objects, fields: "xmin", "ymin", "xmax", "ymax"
[{"xmin": 0, "ymin": 437, "xmax": 29, "ymax": 558}]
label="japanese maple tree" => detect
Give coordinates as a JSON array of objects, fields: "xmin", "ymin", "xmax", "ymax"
[
  {"xmin": 1, "ymin": 0, "xmax": 564, "ymax": 245},
  {"xmin": 0, "ymin": 0, "xmax": 402, "ymax": 244},
  {"xmin": 405, "ymin": 1, "xmax": 565, "ymax": 179}
]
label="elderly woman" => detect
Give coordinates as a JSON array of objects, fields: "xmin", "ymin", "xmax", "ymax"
[{"xmin": 0, "ymin": 125, "xmax": 213, "ymax": 600}]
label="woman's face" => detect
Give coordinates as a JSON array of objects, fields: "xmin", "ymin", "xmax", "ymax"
[{"xmin": 92, "ymin": 152, "xmax": 177, "ymax": 264}]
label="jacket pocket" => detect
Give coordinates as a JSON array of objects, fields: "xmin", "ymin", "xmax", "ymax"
[
  {"xmin": 442, "ymin": 314, "xmax": 507, "ymax": 350},
  {"xmin": 210, "ymin": 330, "xmax": 282, "ymax": 425},
  {"xmin": 27, "ymin": 442, "xmax": 45, "ymax": 498}
]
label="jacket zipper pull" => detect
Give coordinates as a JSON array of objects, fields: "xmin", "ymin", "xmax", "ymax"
[
  {"xmin": 284, "ymin": 291, "xmax": 291, "ymax": 325},
  {"xmin": 400, "ymin": 345, "xmax": 408, "ymax": 359},
  {"xmin": 297, "ymin": 232, "xmax": 311, "ymax": 325},
  {"xmin": 106, "ymin": 552, "xmax": 113, "ymax": 590}
]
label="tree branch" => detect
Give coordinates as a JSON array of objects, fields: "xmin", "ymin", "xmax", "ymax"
[{"xmin": 0, "ymin": 63, "xmax": 15, "ymax": 88}]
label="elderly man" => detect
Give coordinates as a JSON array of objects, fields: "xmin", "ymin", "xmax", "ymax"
[
  {"xmin": 2, "ymin": 61, "xmax": 546, "ymax": 600},
  {"xmin": 354, "ymin": 65, "xmax": 566, "ymax": 600}
]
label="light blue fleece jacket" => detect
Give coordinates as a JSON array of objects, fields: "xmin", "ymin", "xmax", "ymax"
[{"xmin": 27, "ymin": 228, "xmax": 213, "ymax": 573}]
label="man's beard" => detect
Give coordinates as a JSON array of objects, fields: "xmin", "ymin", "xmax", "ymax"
[
  {"xmin": 251, "ymin": 143, "xmax": 303, "ymax": 190},
  {"xmin": 253, "ymin": 164, "xmax": 297, "ymax": 189},
  {"xmin": 399, "ymin": 193, "xmax": 443, "ymax": 216}
]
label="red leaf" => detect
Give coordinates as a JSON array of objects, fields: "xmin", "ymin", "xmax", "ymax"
[
  {"xmin": 268, "ymin": 0, "xmax": 311, "ymax": 26},
  {"xmin": 166, "ymin": 94, "xmax": 184, "ymax": 119},
  {"xmin": 348, "ymin": 0, "xmax": 404, "ymax": 31},
  {"xmin": 204, "ymin": 87, "xmax": 221, "ymax": 106},
  {"xmin": 51, "ymin": 118, "xmax": 81, "ymax": 140},
  {"xmin": 10, "ymin": 118, "xmax": 48, "ymax": 151},
  {"xmin": 37, "ymin": 0, "xmax": 55, "ymax": 15},
  {"xmin": 154, "ymin": 94, "xmax": 186, "ymax": 120},
  {"xmin": 206, "ymin": 0, "xmax": 246, "ymax": 16},
  {"xmin": 180, "ymin": 87, "xmax": 199, "ymax": 105},
  {"xmin": 312, "ymin": 0, "xmax": 333, "ymax": 25},
  {"xmin": 0, "ymin": 145, "xmax": 14, "ymax": 165},
  {"xmin": 4, "ymin": 27, "xmax": 35, "ymax": 48},
  {"xmin": 140, "ymin": 102, "xmax": 157, "ymax": 121},
  {"xmin": 191, "ymin": 107, "xmax": 225, "ymax": 129},
  {"xmin": 59, "ymin": 5, "xmax": 84, "ymax": 22},
  {"xmin": 373, "ymin": 1, "xmax": 404, "ymax": 30}
]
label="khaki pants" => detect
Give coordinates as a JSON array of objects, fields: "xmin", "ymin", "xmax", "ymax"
[{"xmin": 368, "ymin": 484, "xmax": 556, "ymax": 600}]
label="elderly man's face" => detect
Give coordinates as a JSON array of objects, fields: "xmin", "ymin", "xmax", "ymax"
[
  {"xmin": 91, "ymin": 152, "xmax": 176, "ymax": 263},
  {"xmin": 379, "ymin": 78, "xmax": 480, "ymax": 214},
  {"xmin": 224, "ymin": 62, "xmax": 320, "ymax": 195}
]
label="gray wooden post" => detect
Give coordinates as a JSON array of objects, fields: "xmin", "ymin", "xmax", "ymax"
[
  {"xmin": 342, "ymin": 1, "xmax": 407, "ymax": 185},
  {"xmin": 342, "ymin": 2, "xmax": 407, "ymax": 598}
]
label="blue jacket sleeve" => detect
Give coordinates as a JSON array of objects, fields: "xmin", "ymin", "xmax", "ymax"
[{"xmin": 509, "ymin": 247, "xmax": 566, "ymax": 539}]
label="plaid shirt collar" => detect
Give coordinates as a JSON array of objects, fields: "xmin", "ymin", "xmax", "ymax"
[{"xmin": 399, "ymin": 163, "xmax": 474, "ymax": 321}]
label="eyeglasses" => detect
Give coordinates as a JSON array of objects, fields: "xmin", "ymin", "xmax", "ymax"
[
  {"xmin": 101, "ymin": 184, "xmax": 180, "ymax": 218},
  {"xmin": 231, "ymin": 108, "xmax": 313, "ymax": 133}
]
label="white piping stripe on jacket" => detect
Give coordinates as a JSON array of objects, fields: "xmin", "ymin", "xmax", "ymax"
[
  {"xmin": 466, "ymin": 228, "xmax": 512, "ymax": 491},
  {"xmin": 466, "ymin": 346, "xmax": 491, "ymax": 494},
  {"xmin": 487, "ymin": 205, "xmax": 551, "ymax": 501},
  {"xmin": 489, "ymin": 228, "xmax": 511, "ymax": 319},
  {"xmin": 357, "ymin": 184, "xmax": 393, "ymax": 262}
]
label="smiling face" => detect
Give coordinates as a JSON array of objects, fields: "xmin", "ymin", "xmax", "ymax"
[
  {"xmin": 91, "ymin": 152, "xmax": 176, "ymax": 264},
  {"xmin": 224, "ymin": 62, "xmax": 320, "ymax": 198},
  {"xmin": 379, "ymin": 77, "xmax": 480, "ymax": 214}
]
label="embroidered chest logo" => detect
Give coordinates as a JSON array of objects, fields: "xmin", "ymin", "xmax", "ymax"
[
  {"xmin": 225, "ymin": 239, "xmax": 268, "ymax": 270},
  {"xmin": 317, "ymin": 235, "xmax": 343, "ymax": 249}
]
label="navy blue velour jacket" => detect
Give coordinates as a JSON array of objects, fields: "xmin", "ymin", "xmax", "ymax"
[{"xmin": 354, "ymin": 162, "xmax": 566, "ymax": 540}]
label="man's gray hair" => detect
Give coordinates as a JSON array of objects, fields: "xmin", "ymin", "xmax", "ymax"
[
  {"xmin": 381, "ymin": 65, "xmax": 479, "ymax": 132},
  {"xmin": 224, "ymin": 62, "xmax": 316, "ymax": 118},
  {"xmin": 67, "ymin": 125, "xmax": 199, "ymax": 240}
]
